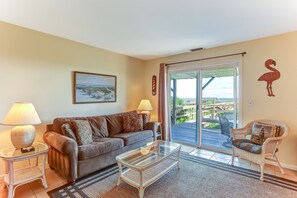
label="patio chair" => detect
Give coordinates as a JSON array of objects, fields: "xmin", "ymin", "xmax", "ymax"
[
  {"xmin": 231, "ymin": 119, "xmax": 289, "ymax": 181},
  {"xmin": 219, "ymin": 116, "xmax": 232, "ymax": 147}
]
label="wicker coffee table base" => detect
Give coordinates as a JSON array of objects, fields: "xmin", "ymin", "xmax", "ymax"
[{"xmin": 117, "ymin": 149, "xmax": 180, "ymax": 198}]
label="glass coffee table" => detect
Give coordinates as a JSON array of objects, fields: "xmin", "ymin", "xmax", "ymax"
[{"xmin": 116, "ymin": 140, "xmax": 181, "ymax": 198}]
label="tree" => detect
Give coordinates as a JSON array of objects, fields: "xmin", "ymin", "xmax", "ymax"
[{"xmin": 170, "ymin": 96, "xmax": 184, "ymax": 106}]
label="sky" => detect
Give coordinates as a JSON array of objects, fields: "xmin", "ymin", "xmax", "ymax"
[
  {"xmin": 76, "ymin": 73, "xmax": 115, "ymax": 86},
  {"xmin": 174, "ymin": 76, "xmax": 234, "ymax": 99}
]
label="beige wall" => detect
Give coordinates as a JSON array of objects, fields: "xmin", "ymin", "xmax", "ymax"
[
  {"xmin": 144, "ymin": 31, "xmax": 297, "ymax": 168},
  {"xmin": 0, "ymin": 22, "xmax": 145, "ymax": 174},
  {"xmin": 1, "ymin": 20, "xmax": 297, "ymax": 172}
]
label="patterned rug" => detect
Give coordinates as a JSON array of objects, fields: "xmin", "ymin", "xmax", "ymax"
[{"xmin": 48, "ymin": 152, "xmax": 297, "ymax": 198}]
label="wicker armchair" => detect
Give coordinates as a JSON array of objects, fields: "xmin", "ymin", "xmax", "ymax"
[{"xmin": 231, "ymin": 119, "xmax": 289, "ymax": 181}]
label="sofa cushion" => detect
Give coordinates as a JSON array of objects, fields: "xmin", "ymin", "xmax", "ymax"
[
  {"xmin": 73, "ymin": 120, "xmax": 93, "ymax": 145},
  {"xmin": 123, "ymin": 114, "xmax": 143, "ymax": 133},
  {"xmin": 78, "ymin": 138, "xmax": 124, "ymax": 160},
  {"xmin": 61, "ymin": 123, "xmax": 77, "ymax": 141},
  {"xmin": 232, "ymin": 139, "xmax": 262, "ymax": 154},
  {"xmin": 53, "ymin": 117, "xmax": 87, "ymax": 134},
  {"xmin": 106, "ymin": 110, "xmax": 138, "ymax": 135},
  {"xmin": 106, "ymin": 114, "xmax": 123, "ymax": 135},
  {"xmin": 87, "ymin": 116, "xmax": 109, "ymax": 138},
  {"xmin": 111, "ymin": 130, "xmax": 153, "ymax": 146}
]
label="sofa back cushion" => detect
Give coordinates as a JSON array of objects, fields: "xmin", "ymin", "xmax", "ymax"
[
  {"xmin": 105, "ymin": 114, "xmax": 123, "ymax": 135},
  {"xmin": 53, "ymin": 117, "xmax": 87, "ymax": 134},
  {"xmin": 106, "ymin": 110, "xmax": 137, "ymax": 135},
  {"xmin": 61, "ymin": 123, "xmax": 77, "ymax": 141},
  {"xmin": 123, "ymin": 114, "xmax": 143, "ymax": 133},
  {"xmin": 53, "ymin": 110, "xmax": 140, "ymax": 137},
  {"xmin": 141, "ymin": 113, "xmax": 150, "ymax": 128},
  {"xmin": 87, "ymin": 116, "xmax": 108, "ymax": 138}
]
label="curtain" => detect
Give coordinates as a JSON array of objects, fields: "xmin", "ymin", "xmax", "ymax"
[{"xmin": 158, "ymin": 63, "xmax": 171, "ymax": 140}]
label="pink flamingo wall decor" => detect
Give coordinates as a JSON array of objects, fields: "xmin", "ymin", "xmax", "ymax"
[{"xmin": 258, "ymin": 59, "xmax": 281, "ymax": 97}]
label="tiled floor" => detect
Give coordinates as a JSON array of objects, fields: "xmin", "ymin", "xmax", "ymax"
[
  {"xmin": 181, "ymin": 144, "xmax": 297, "ymax": 181},
  {"xmin": 1, "ymin": 144, "xmax": 297, "ymax": 198},
  {"xmin": 0, "ymin": 168, "xmax": 67, "ymax": 198}
]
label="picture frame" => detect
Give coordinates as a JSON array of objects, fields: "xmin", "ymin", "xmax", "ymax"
[{"xmin": 73, "ymin": 71, "xmax": 117, "ymax": 104}]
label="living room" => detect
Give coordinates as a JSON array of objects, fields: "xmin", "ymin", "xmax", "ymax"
[{"xmin": 0, "ymin": 1, "xmax": 297, "ymax": 198}]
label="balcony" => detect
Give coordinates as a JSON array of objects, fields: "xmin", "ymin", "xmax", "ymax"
[{"xmin": 171, "ymin": 121, "xmax": 232, "ymax": 151}]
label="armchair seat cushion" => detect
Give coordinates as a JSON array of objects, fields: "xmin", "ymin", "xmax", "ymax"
[
  {"xmin": 110, "ymin": 130, "xmax": 153, "ymax": 146},
  {"xmin": 78, "ymin": 138, "xmax": 124, "ymax": 160},
  {"xmin": 232, "ymin": 139, "xmax": 262, "ymax": 154}
]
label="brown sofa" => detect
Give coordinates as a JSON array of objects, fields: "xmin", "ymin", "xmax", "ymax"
[{"xmin": 43, "ymin": 110, "xmax": 158, "ymax": 183}]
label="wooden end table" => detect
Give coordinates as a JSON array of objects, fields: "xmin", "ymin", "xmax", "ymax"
[{"xmin": 0, "ymin": 142, "xmax": 48, "ymax": 198}]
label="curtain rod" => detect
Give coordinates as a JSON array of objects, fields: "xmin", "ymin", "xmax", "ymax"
[{"xmin": 165, "ymin": 52, "xmax": 246, "ymax": 66}]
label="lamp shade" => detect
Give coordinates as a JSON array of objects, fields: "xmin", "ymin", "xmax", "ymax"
[
  {"xmin": 137, "ymin": 99, "xmax": 153, "ymax": 112},
  {"xmin": 2, "ymin": 102, "xmax": 41, "ymax": 126}
]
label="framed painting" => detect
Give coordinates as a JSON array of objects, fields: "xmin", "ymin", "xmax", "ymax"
[{"xmin": 73, "ymin": 71, "xmax": 117, "ymax": 104}]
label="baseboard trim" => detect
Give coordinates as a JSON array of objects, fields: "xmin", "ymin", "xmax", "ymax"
[{"xmin": 266, "ymin": 160, "xmax": 297, "ymax": 171}]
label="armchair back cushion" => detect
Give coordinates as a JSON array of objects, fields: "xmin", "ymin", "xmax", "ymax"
[{"xmin": 250, "ymin": 122, "xmax": 277, "ymax": 145}]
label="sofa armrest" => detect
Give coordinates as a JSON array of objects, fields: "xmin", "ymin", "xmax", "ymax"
[
  {"xmin": 43, "ymin": 131, "xmax": 78, "ymax": 181},
  {"xmin": 144, "ymin": 122, "xmax": 159, "ymax": 132},
  {"xmin": 144, "ymin": 122, "xmax": 161, "ymax": 140},
  {"xmin": 43, "ymin": 131, "xmax": 78, "ymax": 154}
]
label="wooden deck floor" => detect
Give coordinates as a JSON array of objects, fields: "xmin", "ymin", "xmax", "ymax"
[{"xmin": 171, "ymin": 121, "xmax": 232, "ymax": 150}]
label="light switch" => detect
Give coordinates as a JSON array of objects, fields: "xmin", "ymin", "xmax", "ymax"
[{"xmin": 248, "ymin": 99, "xmax": 253, "ymax": 107}]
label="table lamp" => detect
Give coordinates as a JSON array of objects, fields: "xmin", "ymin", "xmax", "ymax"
[
  {"xmin": 137, "ymin": 99, "xmax": 153, "ymax": 114},
  {"xmin": 1, "ymin": 102, "xmax": 41, "ymax": 150}
]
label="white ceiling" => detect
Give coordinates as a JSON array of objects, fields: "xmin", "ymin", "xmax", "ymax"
[{"xmin": 0, "ymin": 0, "xmax": 297, "ymax": 60}]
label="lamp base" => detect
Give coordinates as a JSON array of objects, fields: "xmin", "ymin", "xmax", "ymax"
[
  {"xmin": 21, "ymin": 146, "xmax": 35, "ymax": 153},
  {"xmin": 140, "ymin": 111, "xmax": 151, "ymax": 114},
  {"xmin": 11, "ymin": 125, "xmax": 36, "ymax": 149}
]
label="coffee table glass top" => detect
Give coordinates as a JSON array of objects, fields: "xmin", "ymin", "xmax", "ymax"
[{"xmin": 116, "ymin": 140, "xmax": 181, "ymax": 169}]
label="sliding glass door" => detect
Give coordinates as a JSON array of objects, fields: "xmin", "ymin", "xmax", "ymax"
[
  {"xmin": 169, "ymin": 63, "xmax": 240, "ymax": 152},
  {"xmin": 170, "ymin": 71, "xmax": 199, "ymax": 145},
  {"xmin": 200, "ymin": 67, "xmax": 238, "ymax": 151}
]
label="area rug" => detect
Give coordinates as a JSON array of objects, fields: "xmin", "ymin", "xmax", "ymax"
[{"xmin": 48, "ymin": 152, "xmax": 297, "ymax": 198}]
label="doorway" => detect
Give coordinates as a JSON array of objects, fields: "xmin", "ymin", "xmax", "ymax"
[{"xmin": 169, "ymin": 63, "xmax": 240, "ymax": 152}]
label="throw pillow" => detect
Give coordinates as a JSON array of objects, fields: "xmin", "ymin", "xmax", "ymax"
[
  {"xmin": 123, "ymin": 114, "xmax": 143, "ymax": 133},
  {"xmin": 61, "ymin": 123, "xmax": 77, "ymax": 141},
  {"xmin": 72, "ymin": 120, "xmax": 93, "ymax": 145},
  {"xmin": 250, "ymin": 122, "xmax": 276, "ymax": 145}
]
